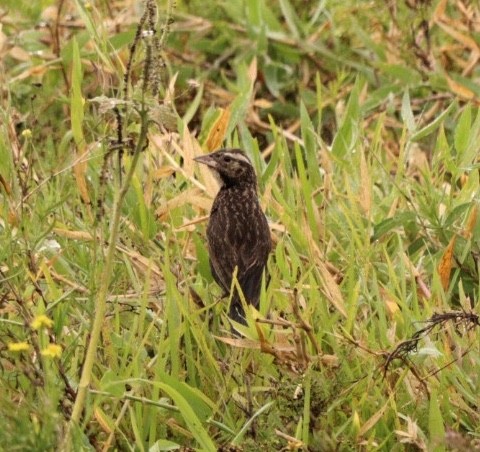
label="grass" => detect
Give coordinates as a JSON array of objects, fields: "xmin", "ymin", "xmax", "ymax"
[{"xmin": 1, "ymin": 0, "xmax": 479, "ymax": 450}]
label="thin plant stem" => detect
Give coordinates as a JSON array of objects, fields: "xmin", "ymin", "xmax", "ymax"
[{"xmin": 64, "ymin": 110, "xmax": 149, "ymax": 446}]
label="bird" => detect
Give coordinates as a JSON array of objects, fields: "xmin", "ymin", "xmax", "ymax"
[{"xmin": 194, "ymin": 148, "xmax": 272, "ymax": 324}]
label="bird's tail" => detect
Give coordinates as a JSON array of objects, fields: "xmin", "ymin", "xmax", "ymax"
[
  {"xmin": 229, "ymin": 290, "xmax": 263, "ymax": 325},
  {"xmin": 228, "ymin": 295, "xmax": 247, "ymax": 325}
]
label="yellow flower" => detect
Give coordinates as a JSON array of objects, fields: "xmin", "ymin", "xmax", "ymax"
[
  {"xmin": 31, "ymin": 314, "xmax": 54, "ymax": 330},
  {"xmin": 41, "ymin": 344, "xmax": 62, "ymax": 358},
  {"xmin": 8, "ymin": 342, "xmax": 30, "ymax": 352},
  {"xmin": 21, "ymin": 129, "xmax": 32, "ymax": 138}
]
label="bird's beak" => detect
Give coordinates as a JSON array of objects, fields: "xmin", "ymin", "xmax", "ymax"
[{"xmin": 194, "ymin": 154, "xmax": 217, "ymax": 169}]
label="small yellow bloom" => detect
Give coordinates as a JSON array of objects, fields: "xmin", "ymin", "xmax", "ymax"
[
  {"xmin": 21, "ymin": 129, "xmax": 32, "ymax": 138},
  {"xmin": 31, "ymin": 314, "xmax": 54, "ymax": 330},
  {"xmin": 8, "ymin": 342, "xmax": 31, "ymax": 352},
  {"xmin": 41, "ymin": 343, "xmax": 62, "ymax": 358}
]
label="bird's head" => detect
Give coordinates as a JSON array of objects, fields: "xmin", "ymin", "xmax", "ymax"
[{"xmin": 194, "ymin": 149, "xmax": 257, "ymax": 187}]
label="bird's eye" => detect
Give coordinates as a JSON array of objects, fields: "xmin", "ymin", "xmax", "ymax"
[{"xmin": 223, "ymin": 156, "xmax": 232, "ymax": 163}]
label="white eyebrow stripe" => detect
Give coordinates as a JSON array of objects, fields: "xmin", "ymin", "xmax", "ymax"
[{"xmin": 223, "ymin": 152, "xmax": 251, "ymax": 164}]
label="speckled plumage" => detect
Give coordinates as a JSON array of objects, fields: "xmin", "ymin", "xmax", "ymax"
[{"xmin": 194, "ymin": 149, "xmax": 271, "ymax": 324}]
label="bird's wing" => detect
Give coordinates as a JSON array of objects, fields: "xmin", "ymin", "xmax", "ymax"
[
  {"xmin": 208, "ymin": 255, "xmax": 232, "ymax": 294},
  {"xmin": 235, "ymin": 232, "xmax": 271, "ymax": 301},
  {"xmin": 237, "ymin": 257, "xmax": 267, "ymax": 304}
]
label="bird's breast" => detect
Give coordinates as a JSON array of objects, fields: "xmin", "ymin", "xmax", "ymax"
[{"xmin": 207, "ymin": 186, "xmax": 269, "ymax": 248}]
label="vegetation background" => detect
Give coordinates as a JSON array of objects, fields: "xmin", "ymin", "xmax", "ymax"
[{"xmin": 0, "ymin": 0, "xmax": 479, "ymax": 450}]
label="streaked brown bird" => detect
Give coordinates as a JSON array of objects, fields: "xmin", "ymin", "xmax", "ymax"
[{"xmin": 194, "ymin": 149, "xmax": 271, "ymax": 324}]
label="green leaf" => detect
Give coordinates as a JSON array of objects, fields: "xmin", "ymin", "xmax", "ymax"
[
  {"xmin": 199, "ymin": 107, "xmax": 222, "ymax": 145},
  {"xmin": 299, "ymin": 102, "xmax": 316, "ymax": 163},
  {"xmin": 443, "ymin": 202, "xmax": 471, "ymax": 229},
  {"xmin": 149, "ymin": 439, "xmax": 181, "ymax": 451},
  {"xmin": 428, "ymin": 387, "xmax": 445, "ymax": 452},
  {"xmin": 401, "ymin": 90, "xmax": 415, "ymax": 132},
  {"xmin": 371, "ymin": 212, "xmax": 417, "ymax": 241},
  {"xmin": 378, "ymin": 63, "xmax": 422, "ymax": 84},
  {"xmin": 227, "ymin": 81, "xmax": 253, "ymax": 137},
  {"xmin": 99, "ymin": 370, "xmax": 125, "ymax": 398},
  {"xmin": 232, "ymin": 401, "xmax": 275, "ymax": 445},
  {"xmin": 158, "ymin": 382, "xmax": 216, "ymax": 452},
  {"xmin": 70, "ymin": 37, "xmax": 84, "ymax": 148},
  {"xmin": 183, "ymin": 82, "xmax": 205, "ymax": 126},
  {"xmin": 411, "ymin": 101, "xmax": 456, "ymax": 141},
  {"xmin": 458, "ymin": 107, "xmax": 480, "ymax": 169},
  {"xmin": 279, "ymin": 0, "xmax": 301, "ymax": 39},
  {"xmin": 74, "ymin": 0, "xmax": 114, "ymax": 71},
  {"xmin": 294, "ymin": 142, "xmax": 318, "ymax": 242},
  {"xmin": 263, "ymin": 61, "xmax": 291, "ymax": 98},
  {"xmin": 193, "ymin": 234, "xmax": 212, "ymax": 282},
  {"xmin": 302, "ymin": 371, "xmax": 311, "ymax": 444},
  {"xmin": 331, "ymin": 77, "xmax": 363, "ymax": 158},
  {"xmin": 158, "ymin": 373, "xmax": 214, "ymax": 422},
  {"xmin": 454, "ymin": 104, "xmax": 471, "ymax": 156}
]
